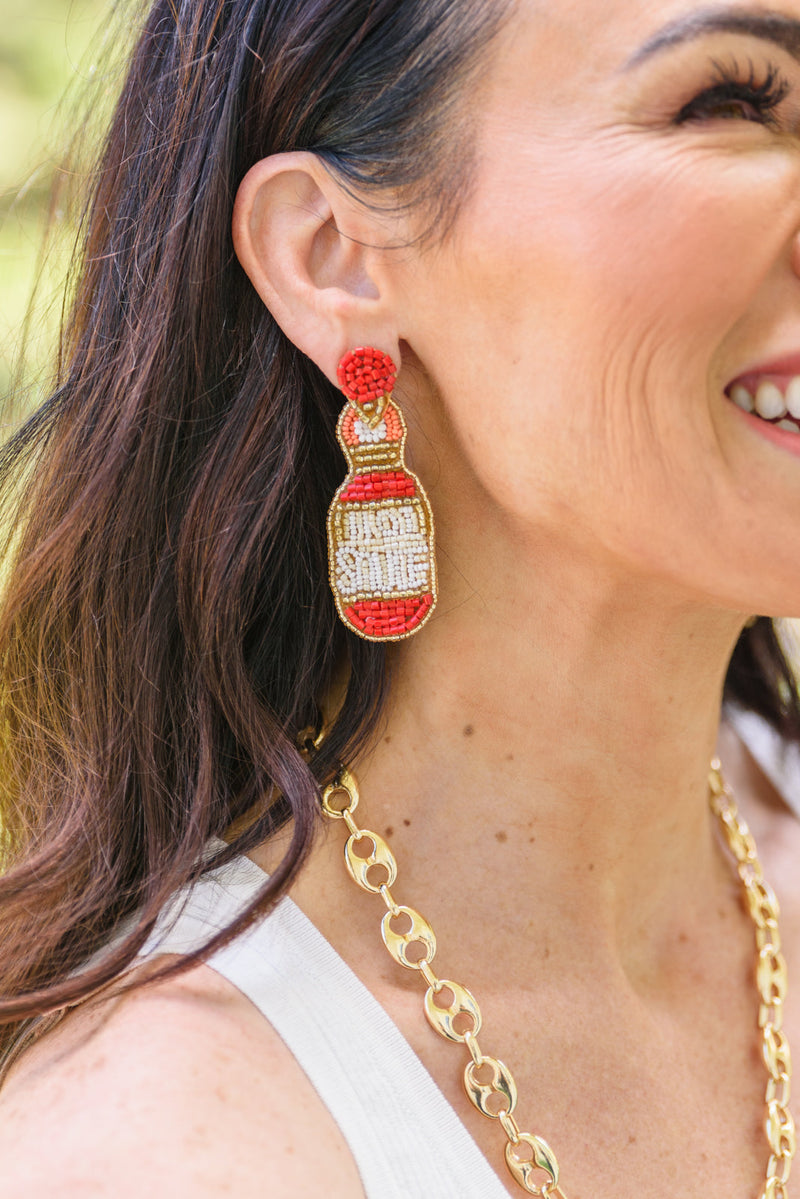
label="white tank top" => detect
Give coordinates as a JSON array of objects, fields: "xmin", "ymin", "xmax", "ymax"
[
  {"xmin": 137, "ymin": 711, "xmax": 800, "ymax": 1199},
  {"xmin": 139, "ymin": 852, "xmax": 509, "ymax": 1198}
]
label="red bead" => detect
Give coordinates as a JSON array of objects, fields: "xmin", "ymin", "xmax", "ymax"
[
  {"xmin": 344, "ymin": 607, "xmax": 366, "ymax": 631},
  {"xmin": 338, "ymin": 469, "xmax": 416, "ymax": 504},
  {"xmin": 345, "ymin": 594, "xmax": 433, "ymax": 639},
  {"xmin": 337, "ymin": 347, "xmax": 397, "ymax": 406}
]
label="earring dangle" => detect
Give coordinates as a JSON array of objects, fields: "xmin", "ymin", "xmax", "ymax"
[{"xmin": 326, "ymin": 347, "xmax": 437, "ymax": 641}]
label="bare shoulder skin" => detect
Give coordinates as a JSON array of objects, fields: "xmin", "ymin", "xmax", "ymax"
[{"xmin": 0, "ymin": 957, "xmax": 365, "ymax": 1199}]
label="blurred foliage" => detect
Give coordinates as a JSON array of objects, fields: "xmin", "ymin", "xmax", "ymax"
[{"xmin": 0, "ymin": 0, "xmax": 112, "ymax": 413}]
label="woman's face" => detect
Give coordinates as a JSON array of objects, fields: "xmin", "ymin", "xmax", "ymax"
[{"xmin": 393, "ymin": 0, "xmax": 800, "ymax": 615}]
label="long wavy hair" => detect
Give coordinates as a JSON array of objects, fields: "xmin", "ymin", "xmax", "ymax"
[{"xmin": 0, "ymin": 0, "xmax": 797, "ymax": 1074}]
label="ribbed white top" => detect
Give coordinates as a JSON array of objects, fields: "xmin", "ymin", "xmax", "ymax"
[{"xmin": 140, "ymin": 853, "xmax": 510, "ymax": 1198}]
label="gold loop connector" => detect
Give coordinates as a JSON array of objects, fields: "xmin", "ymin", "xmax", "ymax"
[
  {"xmin": 380, "ymin": 883, "xmax": 401, "ymax": 917},
  {"xmin": 500, "ymin": 1110, "xmax": 522, "ymax": 1145},
  {"xmin": 464, "ymin": 1029, "xmax": 484, "ymax": 1068},
  {"xmin": 342, "ymin": 809, "xmax": 361, "ymax": 839},
  {"xmin": 419, "ymin": 959, "xmax": 440, "ymax": 991},
  {"xmin": 321, "ymin": 766, "xmax": 360, "ymax": 820}
]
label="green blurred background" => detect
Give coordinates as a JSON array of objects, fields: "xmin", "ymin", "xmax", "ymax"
[{"xmin": 0, "ymin": 0, "xmax": 106, "ymax": 404}]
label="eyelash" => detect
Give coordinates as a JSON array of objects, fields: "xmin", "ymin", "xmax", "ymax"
[{"xmin": 676, "ymin": 58, "xmax": 791, "ymax": 125}]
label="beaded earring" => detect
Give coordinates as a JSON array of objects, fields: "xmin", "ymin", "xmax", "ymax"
[{"xmin": 326, "ymin": 347, "xmax": 437, "ymax": 641}]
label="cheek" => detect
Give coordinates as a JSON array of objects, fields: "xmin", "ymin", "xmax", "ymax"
[
  {"xmin": 462, "ymin": 132, "xmax": 799, "ymax": 347},
  {"xmin": 582, "ymin": 155, "xmax": 797, "ymax": 338},
  {"xmin": 412, "ymin": 139, "xmax": 800, "ymax": 512}
]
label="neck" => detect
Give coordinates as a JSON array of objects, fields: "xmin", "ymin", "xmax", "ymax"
[{"xmin": 351, "ymin": 520, "xmax": 746, "ymax": 979}]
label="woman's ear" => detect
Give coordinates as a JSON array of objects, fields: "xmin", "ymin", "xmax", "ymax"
[{"xmin": 232, "ymin": 152, "xmax": 400, "ymax": 383}]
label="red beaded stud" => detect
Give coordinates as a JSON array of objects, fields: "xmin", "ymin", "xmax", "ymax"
[{"xmin": 337, "ymin": 347, "xmax": 397, "ymax": 406}]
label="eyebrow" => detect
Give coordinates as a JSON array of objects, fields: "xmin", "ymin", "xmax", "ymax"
[{"xmin": 625, "ymin": 7, "xmax": 800, "ymax": 68}]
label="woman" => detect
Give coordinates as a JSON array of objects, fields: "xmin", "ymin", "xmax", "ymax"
[{"xmin": 0, "ymin": 0, "xmax": 799, "ymax": 1194}]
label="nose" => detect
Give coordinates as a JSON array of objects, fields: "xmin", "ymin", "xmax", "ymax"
[{"xmin": 792, "ymin": 223, "xmax": 800, "ymax": 279}]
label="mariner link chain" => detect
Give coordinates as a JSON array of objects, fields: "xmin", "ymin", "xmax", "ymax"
[{"xmin": 320, "ymin": 759, "xmax": 795, "ymax": 1198}]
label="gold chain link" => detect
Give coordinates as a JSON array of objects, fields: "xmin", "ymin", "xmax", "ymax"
[
  {"xmin": 321, "ymin": 760, "xmax": 794, "ymax": 1197},
  {"xmin": 709, "ymin": 761, "xmax": 796, "ymax": 1199}
]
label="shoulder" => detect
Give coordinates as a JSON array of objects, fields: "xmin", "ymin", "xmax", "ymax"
[{"xmin": 0, "ymin": 957, "xmax": 364, "ymax": 1199}]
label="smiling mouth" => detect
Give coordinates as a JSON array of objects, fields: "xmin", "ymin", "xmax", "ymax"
[{"xmin": 726, "ymin": 376, "xmax": 800, "ymax": 434}]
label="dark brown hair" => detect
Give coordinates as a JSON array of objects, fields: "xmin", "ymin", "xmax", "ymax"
[
  {"xmin": 0, "ymin": 0, "xmax": 513, "ymax": 1069},
  {"xmin": 0, "ymin": 0, "xmax": 797, "ymax": 1073}
]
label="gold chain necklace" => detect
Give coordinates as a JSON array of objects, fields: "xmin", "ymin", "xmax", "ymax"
[{"xmin": 321, "ymin": 759, "xmax": 795, "ymax": 1198}]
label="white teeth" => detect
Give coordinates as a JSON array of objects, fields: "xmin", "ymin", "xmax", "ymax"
[
  {"xmin": 729, "ymin": 373, "xmax": 800, "ymax": 420},
  {"xmin": 787, "ymin": 376, "xmax": 800, "ymax": 418},
  {"xmin": 755, "ymin": 381, "xmax": 787, "ymax": 420},
  {"xmin": 730, "ymin": 384, "xmax": 755, "ymax": 413},
  {"xmin": 776, "ymin": 419, "xmax": 800, "ymax": 433}
]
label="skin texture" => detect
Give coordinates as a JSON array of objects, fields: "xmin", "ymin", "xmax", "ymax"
[
  {"xmin": 4, "ymin": 0, "xmax": 800, "ymax": 1195},
  {"xmin": 0, "ymin": 958, "xmax": 366, "ymax": 1198}
]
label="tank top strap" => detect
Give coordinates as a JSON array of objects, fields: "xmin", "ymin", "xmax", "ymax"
[
  {"xmin": 727, "ymin": 704, "xmax": 800, "ymax": 817},
  {"xmin": 139, "ymin": 851, "xmax": 509, "ymax": 1199}
]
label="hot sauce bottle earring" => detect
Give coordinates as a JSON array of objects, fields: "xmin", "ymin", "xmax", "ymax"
[{"xmin": 327, "ymin": 347, "xmax": 437, "ymax": 641}]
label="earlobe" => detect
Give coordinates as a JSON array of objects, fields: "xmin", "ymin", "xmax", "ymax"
[{"xmin": 231, "ymin": 152, "xmax": 398, "ymax": 383}]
